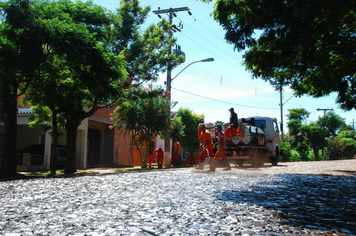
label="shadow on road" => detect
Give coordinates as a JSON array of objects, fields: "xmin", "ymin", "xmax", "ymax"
[
  {"xmin": 334, "ymin": 170, "xmax": 356, "ymax": 176},
  {"xmin": 217, "ymin": 174, "xmax": 356, "ymax": 235}
]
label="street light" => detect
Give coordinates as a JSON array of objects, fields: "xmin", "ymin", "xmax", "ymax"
[
  {"xmin": 163, "ymin": 57, "xmax": 214, "ymax": 168},
  {"xmin": 171, "ymin": 58, "xmax": 214, "ymax": 82}
]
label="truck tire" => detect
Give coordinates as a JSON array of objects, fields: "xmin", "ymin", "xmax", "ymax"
[
  {"xmin": 250, "ymin": 149, "xmax": 264, "ymax": 168},
  {"xmin": 236, "ymin": 159, "xmax": 244, "ymax": 167},
  {"xmin": 251, "ymin": 158, "xmax": 264, "ymax": 167},
  {"xmin": 271, "ymin": 147, "xmax": 280, "ymax": 166}
]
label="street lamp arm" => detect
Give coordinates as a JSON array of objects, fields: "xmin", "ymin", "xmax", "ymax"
[{"xmin": 171, "ymin": 58, "xmax": 214, "ymax": 82}]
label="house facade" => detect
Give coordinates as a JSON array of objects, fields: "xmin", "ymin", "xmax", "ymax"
[
  {"xmin": 0, "ymin": 107, "xmax": 141, "ymax": 171},
  {"xmin": 0, "ymin": 101, "xmax": 176, "ymax": 171}
]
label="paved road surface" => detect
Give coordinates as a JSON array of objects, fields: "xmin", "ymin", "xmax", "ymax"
[{"xmin": 1, "ymin": 160, "xmax": 355, "ymax": 235}]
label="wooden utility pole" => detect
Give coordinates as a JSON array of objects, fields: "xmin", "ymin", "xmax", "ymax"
[
  {"xmin": 316, "ymin": 108, "xmax": 334, "ymax": 116},
  {"xmin": 153, "ymin": 7, "xmax": 190, "ymax": 168}
]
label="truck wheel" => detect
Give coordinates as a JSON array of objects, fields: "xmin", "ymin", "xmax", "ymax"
[
  {"xmin": 236, "ymin": 159, "xmax": 244, "ymax": 167},
  {"xmin": 271, "ymin": 147, "xmax": 279, "ymax": 166},
  {"xmin": 251, "ymin": 159, "xmax": 263, "ymax": 168},
  {"xmin": 251, "ymin": 149, "xmax": 265, "ymax": 167}
]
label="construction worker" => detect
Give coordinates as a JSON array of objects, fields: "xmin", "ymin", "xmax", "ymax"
[
  {"xmin": 148, "ymin": 142, "xmax": 155, "ymax": 169},
  {"xmin": 214, "ymin": 124, "xmax": 231, "ymax": 170},
  {"xmin": 198, "ymin": 124, "xmax": 213, "ymax": 167},
  {"xmin": 148, "ymin": 153, "xmax": 154, "ymax": 169},
  {"xmin": 228, "ymin": 107, "xmax": 238, "ymax": 137},
  {"xmin": 155, "ymin": 147, "xmax": 164, "ymax": 169},
  {"xmin": 172, "ymin": 141, "xmax": 181, "ymax": 167},
  {"xmin": 197, "ymin": 118, "xmax": 204, "ymax": 140}
]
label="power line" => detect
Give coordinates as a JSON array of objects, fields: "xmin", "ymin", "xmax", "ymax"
[
  {"xmin": 177, "ymin": 16, "xmax": 243, "ymax": 67},
  {"xmin": 173, "ymin": 66, "xmax": 279, "ymax": 99},
  {"xmin": 172, "ymin": 87, "xmax": 279, "ymax": 109},
  {"xmin": 178, "ymin": 31, "xmax": 245, "ymax": 72}
]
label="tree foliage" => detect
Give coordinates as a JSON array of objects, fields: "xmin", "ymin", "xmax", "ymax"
[
  {"xmin": 286, "ymin": 108, "xmax": 348, "ymax": 161},
  {"xmin": 111, "ymin": 85, "xmax": 170, "ymax": 168},
  {"xmin": 317, "ymin": 112, "xmax": 346, "ymax": 137},
  {"xmin": 0, "ymin": 0, "xmax": 181, "ymax": 176},
  {"xmin": 206, "ymin": 0, "xmax": 356, "ymax": 110},
  {"xmin": 0, "ymin": 0, "xmax": 49, "ymax": 177},
  {"xmin": 175, "ymin": 108, "xmax": 202, "ymax": 160},
  {"xmin": 171, "ymin": 115, "xmax": 184, "ymax": 142},
  {"xmin": 327, "ymin": 137, "xmax": 345, "ymax": 160},
  {"xmin": 25, "ymin": 0, "xmax": 127, "ymax": 174},
  {"xmin": 286, "ymin": 108, "xmax": 310, "ymax": 124},
  {"xmin": 300, "ymin": 122, "xmax": 327, "ymax": 161}
]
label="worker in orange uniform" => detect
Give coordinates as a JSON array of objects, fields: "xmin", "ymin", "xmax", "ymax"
[
  {"xmin": 197, "ymin": 118, "xmax": 204, "ymax": 140},
  {"xmin": 172, "ymin": 141, "xmax": 181, "ymax": 167},
  {"xmin": 196, "ymin": 118, "xmax": 205, "ymax": 166},
  {"xmin": 155, "ymin": 147, "xmax": 164, "ymax": 169},
  {"xmin": 148, "ymin": 142, "xmax": 155, "ymax": 169},
  {"xmin": 198, "ymin": 124, "xmax": 213, "ymax": 169},
  {"xmin": 213, "ymin": 124, "xmax": 231, "ymax": 171}
]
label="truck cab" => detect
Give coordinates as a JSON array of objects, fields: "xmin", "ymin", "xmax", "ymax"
[{"xmin": 239, "ymin": 116, "xmax": 281, "ymax": 165}]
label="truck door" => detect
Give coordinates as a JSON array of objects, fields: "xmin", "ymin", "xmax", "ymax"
[{"xmin": 272, "ymin": 119, "xmax": 280, "ymax": 156}]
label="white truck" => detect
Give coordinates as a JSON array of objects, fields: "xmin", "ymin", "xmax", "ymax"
[{"xmin": 212, "ymin": 116, "xmax": 281, "ymax": 167}]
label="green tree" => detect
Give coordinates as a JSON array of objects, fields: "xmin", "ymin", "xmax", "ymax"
[
  {"xmin": 0, "ymin": 0, "xmax": 59, "ymax": 177},
  {"xmin": 286, "ymin": 108, "xmax": 310, "ymax": 147},
  {"xmin": 328, "ymin": 137, "xmax": 345, "ymax": 160},
  {"xmin": 112, "ymin": 85, "xmax": 169, "ymax": 168},
  {"xmin": 215, "ymin": 121, "xmax": 224, "ymax": 126},
  {"xmin": 300, "ymin": 122, "xmax": 327, "ymax": 161},
  {"xmin": 24, "ymin": 0, "xmax": 181, "ymax": 174},
  {"xmin": 317, "ymin": 112, "xmax": 346, "ymax": 137},
  {"xmin": 340, "ymin": 138, "xmax": 356, "ymax": 159},
  {"xmin": 334, "ymin": 126, "xmax": 355, "ymax": 159},
  {"xmin": 316, "ymin": 111, "xmax": 345, "ymax": 160},
  {"xmin": 23, "ymin": 0, "xmax": 126, "ymax": 175},
  {"xmin": 286, "ymin": 108, "xmax": 311, "ymax": 160},
  {"xmin": 175, "ymin": 108, "xmax": 202, "ymax": 164},
  {"xmin": 286, "ymin": 108, "xmax": 310, "ymax": 124},
  {"xmin": 171, "ymin": 115, "xmax": 184, "ymax": 143},
  {"xmin": 205, "ymin": 0, "xmax": 356, "ymax": 110},
  {"xmin": 338, "ymin": 125, "xmax": 356, "ymax": 139}
]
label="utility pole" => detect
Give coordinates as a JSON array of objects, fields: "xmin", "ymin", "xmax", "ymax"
[
  {"xmin": 316, "ymin": 108, "xmax": 334, "ymax": 116},
  {"xmin": 279, "ymin": 86, "xmax": 284, "ymax": 142},
  {"xmin": 153, "ymin": 7, "xmax": 190, "ymax": 168}
]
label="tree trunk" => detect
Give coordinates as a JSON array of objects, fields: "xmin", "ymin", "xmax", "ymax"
[
  {"xmin": 50, "ymin": 108, "xmax": 58, "ymax": 175},
  {"xmin": 64, "ymin": 122, "xmax": 78, "ymax": 174},
  {"xmin": 313, "ymin": 145, "xmax": 320, "ymax": 161},
  {"xmin": 0, "ymin": 94, "xmax": 18, "ymax": 178}
]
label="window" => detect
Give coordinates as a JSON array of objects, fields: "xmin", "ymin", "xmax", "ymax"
[
  {"xmin": 255, "ymin": 120, "xmax": 266, "ymax": 130},
  {"xmin": 273, "ymin": 120, "xmax": 279, "ymax": 132}
]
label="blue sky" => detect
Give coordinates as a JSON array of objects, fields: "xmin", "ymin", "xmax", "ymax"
[{"xmin": 93, "ymin": 0, "xmax": 355, "ymax": 130}]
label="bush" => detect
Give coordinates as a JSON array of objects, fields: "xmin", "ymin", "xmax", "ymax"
[
  {"xmin": 342, "ymin": 138, "xmax": 356, "ymax": 159},
  {"xmin": 280, "ymin": 141, "xmax": 292, "ymax": 162},
  {"xmin": 290, "ymin": 149, "xmax": 301, "ymax": 162},
  {"xmin": 307, "ymin": 150, "xmax": 316, "ymax": 161},
  {"xmin": 327, "ymin": 137, "xmax": 345, "ymax": 160}
]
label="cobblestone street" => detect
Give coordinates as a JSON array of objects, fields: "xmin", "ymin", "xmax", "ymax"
[{"xmin": 1, "ymin": 160, "xmax": 355, "ymax": 235}]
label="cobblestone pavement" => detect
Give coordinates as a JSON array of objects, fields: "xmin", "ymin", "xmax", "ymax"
[{"xmin": 1, "ymin": 160, "xmax": 355, "ymax": 235}]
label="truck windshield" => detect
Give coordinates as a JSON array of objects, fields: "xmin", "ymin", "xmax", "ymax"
[
  {"xmin": 255, "ymin": 120, "xmax": 266, "ymax": 130},
  {"xmin": 245, "ymin": 120, "xmax": 266, "ymax": 130}
]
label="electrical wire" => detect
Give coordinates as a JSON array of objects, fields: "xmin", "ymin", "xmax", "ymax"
[{"xmin": 171, "ymin": 87, "xmax": 279, "ymax": 110}]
